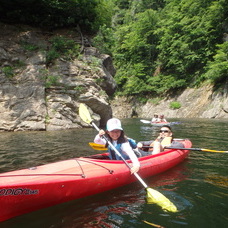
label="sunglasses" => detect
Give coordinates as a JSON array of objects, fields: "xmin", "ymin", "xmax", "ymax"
[{"xmin": 159, "ymin": 130, "xmax": 170, "ymax": 133}]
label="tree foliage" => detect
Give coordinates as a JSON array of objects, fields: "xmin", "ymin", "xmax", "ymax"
[
  {"xmin": 94, "ymin": 0, "xmax": 228, "ymax": 97},
  {"xmin": 202, "ymin": 42, "xmax": 228, "ymax": 85},
  {"xmin": 0, "ymin": 0, "xmax": 112, "ymax": 31},
  {"xmin": 0, "ymin": 0, "xmax": 227, "ymax": 98}
]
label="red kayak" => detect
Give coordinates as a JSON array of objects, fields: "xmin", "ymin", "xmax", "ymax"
[
  {"xmin": 140, "ymin": 119, "xmax": 180, "ymax": 126},
  {"xmin": 0, "ymin": 139, "xmax": 192, "ymax": 222},
  {"xmin": 151, "ymin": 121, "xmax": 171, "ymax": 126},
  {"xmin": 140, "ymin": 119, "xmax": 170, "ymax": 126}
]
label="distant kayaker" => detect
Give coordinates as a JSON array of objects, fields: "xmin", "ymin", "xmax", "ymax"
[
  {"xmin": 158, "ymin": 114, "xmax": 167, "ymax": 123},
  {"xmin": 151, "ymin": 113, "xmax": 159, "ymax": 123},
  {"xmin": 94, "ymin": 118, "xmax": 140, "ymax": 174},
  {"xmin": 137, "ymin": 125, "xmax": 184, "ymax": 155}
]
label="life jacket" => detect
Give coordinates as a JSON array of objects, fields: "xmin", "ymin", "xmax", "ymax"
[
  {"xmin": 161, "ymin": 137, "xmax": 172, "ymax": 147},
  {"xmin": 152, "ymin": 118, "xmax": 159, "ymax": 122},
  {"xmin": 149, "ymin": 137, "xmax": 172, "ymax": 151},
  {"xmin": 108, "ymin": 138, "xmax": 137, "ymax": 160},
  {"xmin": 128, "ymin": 138, "xmax": 137, "ymax": 149}
]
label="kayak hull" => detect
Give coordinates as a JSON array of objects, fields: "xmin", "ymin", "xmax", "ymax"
[
  {"xmin": 0, "ymin": 139, "xmax": 191, "ymax": 222},
  {"xmin": 140, "ymin": 119, "xmax": 180, "ymax": 126},
  {"xmin": 151, "ymin": 121, "xmax": 171, "ymax": 126}
]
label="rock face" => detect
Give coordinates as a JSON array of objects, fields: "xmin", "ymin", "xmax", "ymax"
[
  {"xmin": 111, "ymin": 83, "xmax": 228, "ymax": 119},
  {"xmin": 0, "ymin": 23, "xmax": 116, "ymax": 131},
  {"xmin": 0, "ymin": 23, "xmax": 227, "ymax": 132}
]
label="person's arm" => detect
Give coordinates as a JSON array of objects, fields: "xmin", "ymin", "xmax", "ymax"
[
  {"xmin": 169, "ymin": 141, "xmax": 185, "ymax": 148},
  {"xmin": 94, "ymin": 130, "xmax": 106, "ymax": 145},
  {"xmin": 137, "ymin": 140, "xmax": 153, "ymax": 148},
  {"xmin": 121, "ymin": 142, "xmax": 140, "ymax": 174},
  {"xmin": 128, "ymin": 138, "xmax": 137, "ymax": 149}
]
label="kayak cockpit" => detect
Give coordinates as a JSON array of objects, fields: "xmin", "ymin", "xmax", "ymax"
[{"xmin": 83, "ymin": 153, "xmax": 110, "ymax": 160}]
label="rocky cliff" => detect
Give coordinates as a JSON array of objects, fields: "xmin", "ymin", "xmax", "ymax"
[
  {"xmin": 111, "ymin": 84, "xmax": 228, "ymax": 119},
  {"xmin": 0, "ymin": 23, "xmax": 116, "ymax": 131},
  {"xmin": 0, "ymin": 23, "xmax": 227, "ymax": 132}
]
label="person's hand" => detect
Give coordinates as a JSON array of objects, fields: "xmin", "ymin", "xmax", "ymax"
[
  {"xmin": 156, "ymin": 136, "xmax": 163, "ymax": 142},
  {"xmin": 130, "ymin": 165, "xmax": 140, "ymax": 174},
  {"xmin": 98, "ymin": 129, "xmax": 105, "ymax": 137},
  {"xmin": 137, "ymin": 142, "xmax": 143, "ymax": 148}
]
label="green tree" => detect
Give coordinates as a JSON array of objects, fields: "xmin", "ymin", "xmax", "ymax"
[
  {"xmin": 113, "ymin": 9, "xmax": 160, "ymax": 95},
  {"xmin": 202, "ymin": 42, "xmax": 228, "ymax": 85},
  {"xmin": 0, "ymin": 0, "xmax": 112, "ymax": 32},
  {"xmin": 110, "ymin": 0, "xmax": 228, "ymax": 96},
  {"xmin": 157, "ymin": 0, "xmax": 227, "ymax": 81}
]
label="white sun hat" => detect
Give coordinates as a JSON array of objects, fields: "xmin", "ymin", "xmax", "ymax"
[{"xmin": 106, "ymin": 118, "xmax": 123, "ymax": 131}]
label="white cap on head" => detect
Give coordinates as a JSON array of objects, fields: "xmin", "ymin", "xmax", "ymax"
[{"xmin": 106, "ymin": 118, "xmax": 123, "ymax": 131}]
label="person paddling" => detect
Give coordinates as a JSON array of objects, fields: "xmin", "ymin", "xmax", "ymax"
[
  {"xmin": 137, "ymin": 125, "xmax": 184, "ymax": 155},
  {"xmin": 94, "ymin": 118, "xmax": 140, "ymax": 174},
  {"xmin": 158, "ymin": 114, "xmax": 167, "ymax": 123},
  {"xmin": 151, "ymin": 113, "xmax": 159, "ymax": 123}
]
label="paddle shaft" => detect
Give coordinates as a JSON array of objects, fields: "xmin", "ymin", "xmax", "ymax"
[
  {"xmin": 142, "ymin": 146, "xmax": 228, "ymax": 153},
  {"xmin": 91, "ymin": 122, "xmax": 148, "ymax": 188}
]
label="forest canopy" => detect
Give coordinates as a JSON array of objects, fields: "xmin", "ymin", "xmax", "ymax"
[
  {"xmin": 0, "ymin": 0, "xmax": 227, "ymax": 98},
  {"xmin": 0, "ymin": 0, "xmax": 113, "ymax": 31}
]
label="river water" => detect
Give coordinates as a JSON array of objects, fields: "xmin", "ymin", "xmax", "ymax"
[{"xmin": 0, "ymin": 118, "xmax": 227, "ymax": 228}]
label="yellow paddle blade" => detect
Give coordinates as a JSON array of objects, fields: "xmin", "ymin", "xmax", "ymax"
[
  {"xmin": 146, "ymin": 188, "xmax": 178, "ymax": 213},
  {"xmin": 79, "ymin": 103, "xmax": 93, "ymax": 124},
  {"xmin": 89, "ymin": 142, "xmax": 108, "ymax": 151},
  {"xmin": 201, "ymin": 148, "xmax": 228, "ymax": 153},
  {"xmin": 143, "ymin": 220, "xmax": 164, "ymax": 227}
]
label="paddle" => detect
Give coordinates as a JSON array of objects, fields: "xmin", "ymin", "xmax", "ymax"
[
  {"xmin": 140, "ymin": 119, "xmax": 151, "ymax": 124},
  {"xmin": 142, "ymin": 146, "xmax": 228, "ymax": 153},
  {"xmin": 79, "ymin": 103, "xmax": 178, "ymax": 212},
  {"xmin": 89, "ymin": 142, "xmax": 107, "ymax": 150},
  {"xmin": 89, "ymin": 142, "xmax": 228, "ymax": 154}
]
